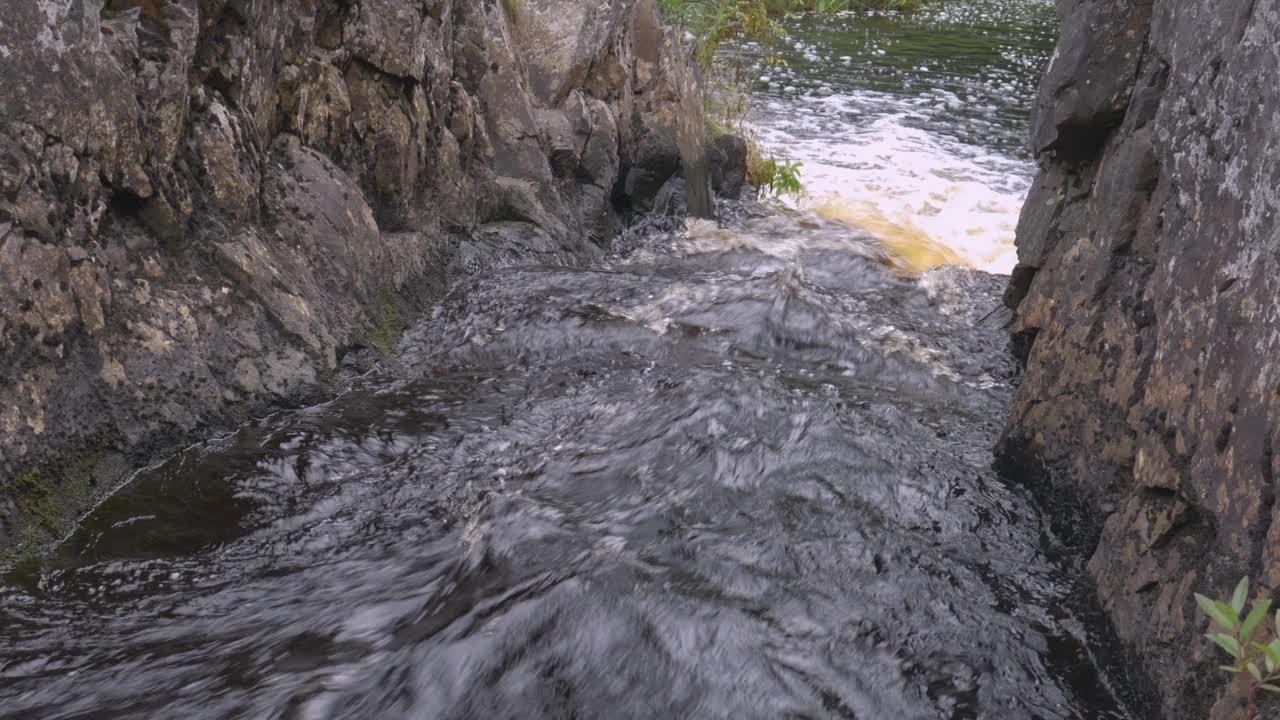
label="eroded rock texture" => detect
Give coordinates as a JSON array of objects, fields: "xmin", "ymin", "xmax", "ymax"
[
  {"xmin": 0, "ymin": 0, "xmax": 696, "ymax": 557},
  {"xmin": 1002, "ymin": 0, "xmax": 1280, "ymax": 715}
]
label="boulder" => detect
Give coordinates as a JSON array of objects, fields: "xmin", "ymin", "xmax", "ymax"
[
  {"xmin": 708, "ymin": 135, "xmax": 749, "ymax": 200},
  {"xmin": 623, "ymin": 125, "xmax": 682, "ymax": 211}
]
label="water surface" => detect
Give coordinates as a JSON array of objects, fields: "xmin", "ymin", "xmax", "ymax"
[
  {"xmin": 737, "ymin": 0, "xmax": 1057, "ymax": 272},
  {"xmin": 2, "ymin": 212, "xmax": 1137, "ymax": 718}
]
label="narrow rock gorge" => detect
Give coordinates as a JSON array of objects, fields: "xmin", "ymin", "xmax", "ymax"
[
  {"xmin": 0, "ymin": 0, "xmax": 698, "ymax": 555},
  {"xmin": 1002, "ymin": 0, "xmax": 1280, "ymax": 715},
  {"xmin": 9, "ymin": 0, "xmax": 1280, "ymax": 715}
]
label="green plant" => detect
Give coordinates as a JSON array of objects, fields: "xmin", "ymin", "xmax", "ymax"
[
  {"xmin": 2, "ymin": 451, "xmax": 106, "ymax": 564},
  {"xmin": 752, "ymin": 156, "xmax": 805, "ymax": 199},
  {"xmin": 364, "ymin": 290, "xmax": 407, "ymax": 360},
  {"xmin": 1197, "ymin": 576, "xmax": 1280, "ymax": 719},
  {"xmin": 659, "ymin": 0, "xmax": 795, "ymax": 70},
  {"xmin": 662, "ymin": 1, "xmax": 807, "ymax": 199},
  {"xmin": 707, "ymin": 110, "xmax": 804, "ymax": 199}
]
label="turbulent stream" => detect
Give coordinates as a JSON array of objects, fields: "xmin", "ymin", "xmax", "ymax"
[
  {"xmin": 1, "ymin": 3, "xmax": 1145, "ymax": 719},
  {"xmin": 738, "ymin": 0, "xmax": 1056, "ymax": 273}
]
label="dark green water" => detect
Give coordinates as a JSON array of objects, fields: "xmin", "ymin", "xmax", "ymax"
[{"xmin": 750, "ymin": 1, "xmax": 1056, "ymax": 152}]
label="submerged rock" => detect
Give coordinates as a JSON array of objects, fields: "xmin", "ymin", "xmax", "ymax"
[
  {"xmin": 1002, "ymin": 0, "xmax": 1280, "ymax": 715},
  {"xmin": 0, "ymin": 0, "xmax": 700, "ymax": 558}
]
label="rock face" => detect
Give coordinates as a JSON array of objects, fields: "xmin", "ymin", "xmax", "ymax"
[
  {"xmin": 0, "ymin": 0, "xmax": 697, "ymax": 558},
  {"xmin": 1002, "ymin": 0, "xmax": 1280, "ymax": 715}
]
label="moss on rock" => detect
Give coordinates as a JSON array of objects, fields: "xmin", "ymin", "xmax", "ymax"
[
  {"xmin": 365, "ymin": 289, "xmax": 408, "ymax": 360},
  {"xmin": 2, "ymin": 452, "xmax": 109, "ymax": 564}
]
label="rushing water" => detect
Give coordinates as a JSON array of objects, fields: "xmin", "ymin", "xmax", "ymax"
[
  {"xmin": 0, "ymin": 5, "xmax": 1144, "ymax": 720},
  {"xmin": 736, "ymin": 0, "xmax": 1057, "ymax": 273}
]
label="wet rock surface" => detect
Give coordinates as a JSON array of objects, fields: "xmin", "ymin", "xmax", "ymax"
[
  {"xmin": 1002, "ymin": 0, "xmax": 1280, "ymax": 715},
  {"xmin": 0, "ymin": 0, "xmax": 696, "ymax": 557}
]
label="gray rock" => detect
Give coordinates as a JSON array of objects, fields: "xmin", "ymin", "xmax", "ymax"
[
  {"xmin": 1001, "ymin": 0, "xmax": 1280, "ymax": 716},
  {"xmin": 518, "ymin": 0, "xmax": 635, "ymax": 106},
  {"xmin": 623, "ymin": 125, "xmax": 682, "ymax": 211},
  {"xmin": 652, "ymin": 176, "xmax": 688, "ymax": 218},
  {"xmin": 708, "ymin": 134, "xmax": 749, "ymax": 200},
  {"xmin": 537, "ymin": 108, "xmax": 579, "ymax": 178},
  {"xmin": 0, "ymin": 0, "xmax": 697, "ymax": 560},
  {"xmin": 1029, "ymin": 0, "xmax": 1152, "ymax": 156},
  {"xmin": 566, "ymin": 93, "xmax": 620, "ymax": 188}
]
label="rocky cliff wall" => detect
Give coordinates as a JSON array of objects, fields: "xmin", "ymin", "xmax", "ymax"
[
  {"xmin": 1002, "ymin": 0, "xmax": 1280, "ymax": 715},
  {"xmin": 0, "ymin": 0, "xmax": 697, "ymax": 559}
]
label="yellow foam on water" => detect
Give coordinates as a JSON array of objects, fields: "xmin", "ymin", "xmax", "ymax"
[{"xmin": 813, "ymin": 198, "xmax": 968, "ymax": 274}]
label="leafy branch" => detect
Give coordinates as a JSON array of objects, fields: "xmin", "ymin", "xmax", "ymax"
[{"xmin": 1197, "ymin": 577, "xmax": 1280, "ymax": 719}]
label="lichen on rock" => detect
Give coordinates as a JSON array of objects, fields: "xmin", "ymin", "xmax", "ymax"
[{"xmin": 1000, "ymin": 0, "xmax": 1280, "ymax": 714}]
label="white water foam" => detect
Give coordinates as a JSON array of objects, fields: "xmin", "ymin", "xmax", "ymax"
[{"xmin": 754, "ymin": 92, "xmax": 1033, "ymax": 275}]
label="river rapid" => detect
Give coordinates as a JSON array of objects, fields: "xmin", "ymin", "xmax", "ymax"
[
  {"xmin": 2, "ymin": 3, "xmax": 1146, "ymax": 719},
  {"xmin": 738, "ymin": 0, "xmax": 1056, "ymax": 273}
]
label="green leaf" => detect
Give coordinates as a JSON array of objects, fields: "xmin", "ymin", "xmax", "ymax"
[
  {"xmin": 1262, "ymin": 684, "xmax": 1280, "ymax": 694},
  {"xmin": 1197, "ymin": 593, "xmax": 1238, "ymax": 629},
  {"xmin": 1243, "ymin": 600, "xmax": 1273, "ymax": 641},
  {"xmin": 1220, "ymin": 665, "xmax": 1242, "ymax": 673},
  {"xmin": 1208, "ymin": 633, "xmax": 1243, "ymax": 658},
  {"xmin": 1198, "ymin": 591, "xmax": 1239, "ymax": 625},
  {"xmin": 1216, "ymin": 600, "xmax": 1243, "ymax": 628},
  {"xmin": 1249, "ymin": 662, "xmax": 1264, "ymax": 682},
  {"xmin": 1254, "ymin": 642, "xmax": 1280, "ymax": 673},
  {"xmin": 1233, "ymin": 577, "xmax": 1251, "ymax": 615}
]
